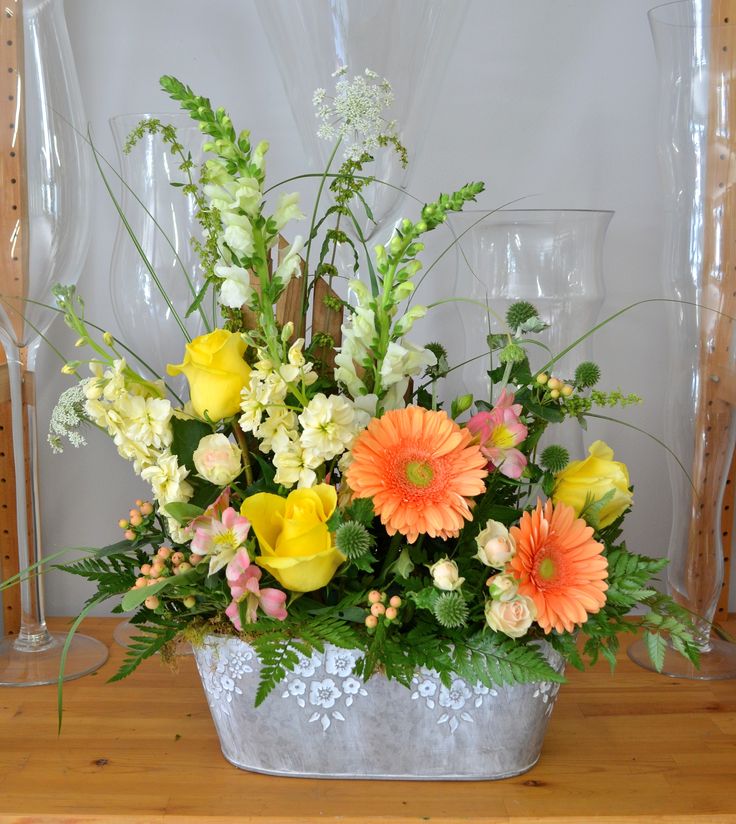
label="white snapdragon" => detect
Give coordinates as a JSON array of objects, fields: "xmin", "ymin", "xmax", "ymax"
[
  {"xmin": 380, "ymin": 340, "xmax": 436, "ymax": 388},
  {"xmin": 273, "ymin": 235, "xmax": 304, "ymax": 289},
  {"xmin": 215, "ymin": 262, "xmax": 256, "ymax": 310},
  {"xmin": 299, "ymin": 393, "xmax": 357, "ymax": 464},
  {"xmin": 140, "ymin": 451, "xmax": 193, "ymax": 507},
  {"xmin": 272, "ymin": 192, "xmax": 305, "ymax": 232},
  {"xmin": 223, "ymin": 217, "xmax": 255, "ymax": 258}
]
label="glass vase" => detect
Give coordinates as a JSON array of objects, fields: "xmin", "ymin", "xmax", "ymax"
[
  {"xmin": 0, "ymin": 0, "xmax": 108, "ymax": 685},
  {"xmin": 255, "ymin": 0, "xmax": 469, "ymax": 241},
  {"xmin": 108, "ymin": 112, "xmax": 206, "ymax": 649},
  {"xmin": 109, "ymin": 112, "xmax": 208, "ymax": 391},
  {"xmin": 453, "ymin": 209, "xmax": 612, "ymax": 459},
  {"xmin": 628, "ymin": 1, "xmax": 736, "ymax": 678}
]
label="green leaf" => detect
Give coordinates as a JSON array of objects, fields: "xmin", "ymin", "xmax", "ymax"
[
  {"xmin": 163, "ymin": 501, "xmax": 205, "ymax": 526},
  {"xmin": 524, "ymin": 397, "xmax": 565, "ymax": 423},
  {"xmin": 345, "ymin": 497, "xmax": 375, "ymax": 526},
  {"xmin": 645, "ymin": 631, "xmax": 666, "ymax": 672},
  {"xmin": 120, "ymin": 578, "xmax": 170, "ymax": 611},
  {"xmin": 170, "ymin": 416, "xmax": 213, "ymax": 471},
  {"xmin": 108, "ymin": 623, "xmax": 179, "ymax": 683},
  {"xmin": 58, "ymin": 593, "xmax": 110, "ymax": 731}
]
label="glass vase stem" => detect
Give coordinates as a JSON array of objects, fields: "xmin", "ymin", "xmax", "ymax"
[{"xmin": 1, "ymin": 337, "xmax": 52, "ymax": 650}]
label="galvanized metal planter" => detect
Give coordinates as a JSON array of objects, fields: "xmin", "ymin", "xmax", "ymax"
[{"xmin": 193, "ymin": 635, "xmax": 564, "ymax": 781}]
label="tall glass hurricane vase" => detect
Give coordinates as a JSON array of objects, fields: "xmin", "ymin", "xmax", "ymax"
[
  {"xmin": 108, "ymin": 113, "xmax": 206, "ymax": 650},
  {"xmin": 0, "ymin": 0, "xmax": 108, "ymax": 685},
  {"xmin": 454, "ymin": 209, "xmax": 612, "ymax": 458},
  {"xmin": 255, "ymin": 0, "xmax": 469, "ymax": 241},
  {"xmin": 109, "ymin": 113, "xmax": 207, "ymax": 387},
  {"xmin": 628, "ymin": 1, "xmax": 736, "ymax": 678}
]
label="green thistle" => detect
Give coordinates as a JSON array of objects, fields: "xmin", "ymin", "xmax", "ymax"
[
  {"xmin": 575, "ymin": 361, "xmax": 601, "ymax": 388},
  {"xmin": 540, "ymin": 445, "xmax": 570, "ymax": 473},
  {"xmin": 506, "ymin": 301, "xmax": 539, "ymax": 332},
  {"xmin": 424, "ymin": 341, "xmax": 449, "ymax": 379},
  {"xmin": 335, "ymin": 521, "xmax": 373, "ymax": 561},
  {"xmin": 432, "ymin": 591, "xmax": 469, "ymax": 629}
]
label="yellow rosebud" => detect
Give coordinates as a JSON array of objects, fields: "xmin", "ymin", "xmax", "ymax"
[
  {"xmin": 167, "ymin": 329, "xmax": 251, "ymax": 421},
  {"xmin": 552, "ymin": 440, "xmax": 633, "ymax": 528},
  {"xmin": 241, "ymin": 484, "xmax": 345, "ymax": 593}
]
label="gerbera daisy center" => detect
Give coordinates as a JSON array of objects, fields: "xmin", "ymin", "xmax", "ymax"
[
  {"xmin": 405, "ymin": 459, "xmax": 434, "ymax": 488},
  {"xmin": 537, "ymin": 555, "xmax": 556, "ymax": 581}
]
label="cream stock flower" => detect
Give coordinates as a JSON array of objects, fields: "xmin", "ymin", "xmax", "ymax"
[
  {"xmin": 193, "ymin": 433, "xmax": 242, "ymax": 486},
  {"xmin": 140, "ymin": 451, "xmax": 193, "ymax": 506},
  {"xmin": 257, "ymin": 406, "xmax": 298, "ymax": 454},
  {"xmin": 272, "ymin": 439, "xmax": 320, "ymax": 489},
  {"xmin": 113, "ymin": 394, "xmax": 173, "ymax": 452},
  {"xmin": 299, "ymin": 393, "xmax": 357, "ymax": 464}
]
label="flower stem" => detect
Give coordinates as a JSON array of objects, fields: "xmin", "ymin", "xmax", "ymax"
[{"xmin": 232, "ymin": 420, "xmax": 254, "ymax": 487}]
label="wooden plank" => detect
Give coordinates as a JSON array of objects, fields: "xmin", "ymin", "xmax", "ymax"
[
  {"xmin": 0, "ymin": 0, "xmax": 26, "ymax": 636},
  {"xmin": 0, "ymin": 616, "xmax": 733, "ymax": 822},
  {"xmin": 680, "ymin": 3, "xmax": 736, "ymax": 622}
]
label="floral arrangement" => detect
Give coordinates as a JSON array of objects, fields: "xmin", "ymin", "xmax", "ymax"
[{"xmin": 38, "ymin": 69, "xmax": 698, "ymax": 702}]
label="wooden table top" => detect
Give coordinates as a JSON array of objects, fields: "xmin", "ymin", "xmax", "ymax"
[{"xmin": 0, "ymin": 617, "xmax": 735, "ymax": 824}]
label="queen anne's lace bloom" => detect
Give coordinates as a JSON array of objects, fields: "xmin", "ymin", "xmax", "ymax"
[{"xmin": 315, "ymin": 68, "xmax": 397, "ymax": 161}]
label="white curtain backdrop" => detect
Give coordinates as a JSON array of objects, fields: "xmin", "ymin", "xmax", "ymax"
[{"xmin": 15, "ymin": 0, "xmax": 732, "ymax": 622}]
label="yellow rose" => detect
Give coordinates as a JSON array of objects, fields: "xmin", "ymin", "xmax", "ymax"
[
  {"xmin": 167, "ymin": 329, "xmax": 250, "ymax": 422},
  {"xmin": 241, "ymin": 484, "xmax": 345, "ymax": 592},
  {"xmin": 552, "ymin": 440, "xmax": 633, "ymax": 528}
]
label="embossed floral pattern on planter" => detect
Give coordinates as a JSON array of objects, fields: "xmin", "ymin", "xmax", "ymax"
[{"xmin": 194, "ymin": 636, "xmax": 565, "ymax": 779}]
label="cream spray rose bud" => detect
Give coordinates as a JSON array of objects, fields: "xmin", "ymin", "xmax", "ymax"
[
  {"xmin": 475, "ymin": 520, "xmax": 516, "ymax": 567},
  {"xmin": 428, "ymin": 557, "xmax": 464, "ymax": 591},
  {"xmin": 486, "ymin": 572, "xmax": 519, "ymax": 602},
  {"xmin": 193, "ymin": 433, "xmax": 242, "ymax": 486},
  {"xmin": 484, "ymin": 594, "xmax": 537, "ymax": 639}
]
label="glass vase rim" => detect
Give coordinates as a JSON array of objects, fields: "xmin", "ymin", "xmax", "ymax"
[
  {"xmin": 109, "ymin": 111, "xmax": 199, "ymax": 126},
  {"xmin": 648, "ymin": 1, "xmax": 735, "ymax": 29},
  {"xmin": 459, "ymin": 208, "xmax": 614, "ymax": 215}
]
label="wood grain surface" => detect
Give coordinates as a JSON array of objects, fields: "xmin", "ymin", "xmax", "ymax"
[{"xmin": 0, "ymin": 616, "xmax": 734, "ymax": 823}]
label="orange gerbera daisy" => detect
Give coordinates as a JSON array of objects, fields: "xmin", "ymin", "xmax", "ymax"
[
  {"xmin": 509, "ymin": 499, "xmax": 608, "ymax": 634},
  {"xmin": 346, "ymin": 406, "xmax": 487, "ymax": 543}
]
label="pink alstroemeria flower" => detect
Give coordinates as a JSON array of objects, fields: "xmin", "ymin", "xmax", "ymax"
[
  {"xmin": 467, "ymin": 388, "xmax": 528, "ymax": 480},
  {"xmin": 225, "ymin": 549, "xmax": 288, "ymax": 630},
  {"xmin": 191, "ymin": 505, "xmax": 251, "ymax": 575}
]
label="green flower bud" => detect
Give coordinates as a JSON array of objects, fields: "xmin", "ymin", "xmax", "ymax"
[{"xmin": 498, "ymin": 342, "xmax": 526, "ymax": 364}]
